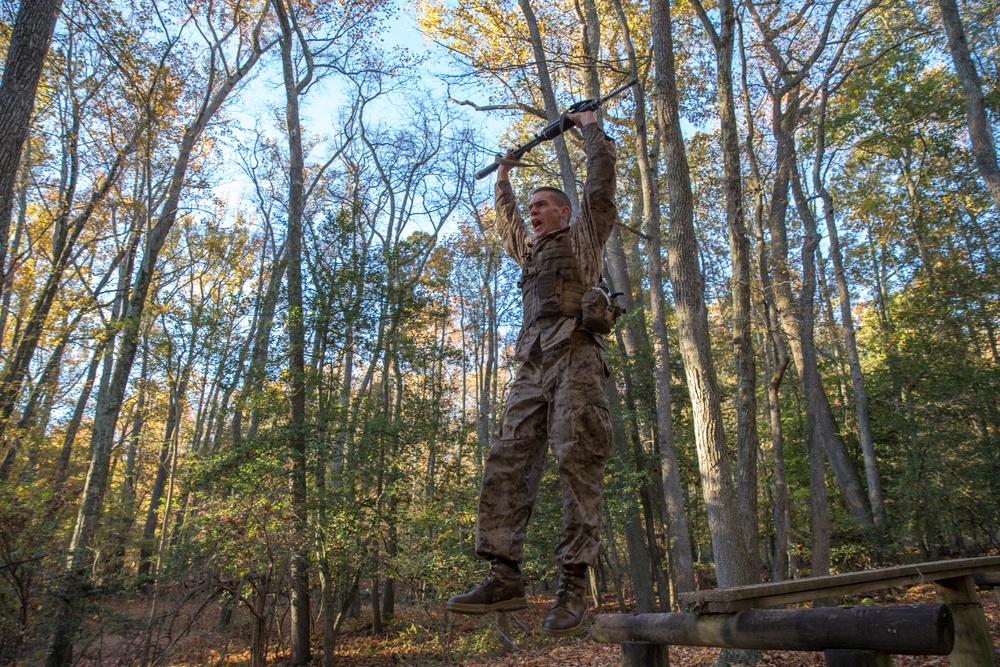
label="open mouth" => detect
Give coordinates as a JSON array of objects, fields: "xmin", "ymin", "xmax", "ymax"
[{"xmin": 532, "ymin": 219, "xmax": 542, "ymax": 233}]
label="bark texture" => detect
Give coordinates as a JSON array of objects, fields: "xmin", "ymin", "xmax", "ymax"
[
  {"xmin": 767, "ymin": 86, "xmax": 872, "ymax": 536},
  {"xmin": 517, "ymin": 0, "xmax": 580, "ymax": 208},
  {"xmin": 273, "ymin": 0, "xmax": 311, "ymax": 661},
  {"xmin": 651, "ymin": 0, "xmax": 754, "ymax": 589},
  {"xmin": 610, "ymin": 0, "xmax": 695, "ymax": 596},
  {"xmin": 689, "ymin": 0, "xmax": 761, "ymax": 575},
  {"xmin": 813, "ymin": 86, "xmax": 886, "ymax": 528},
  {"xmin": 938, "ymin": 0, "xmax": 1000, "ymax": 211},
  {"xmin": 0, "ymin": 0, "xmax": 63, "ymax": 300}
]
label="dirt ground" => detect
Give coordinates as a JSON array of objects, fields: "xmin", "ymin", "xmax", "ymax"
[{"xmin": 34, "ymin": 583, "xmax": 1000, "ymax": 666}]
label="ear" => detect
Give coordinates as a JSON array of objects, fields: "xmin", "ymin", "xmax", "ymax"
[{"xmin": 559, "ymin": 206, "xmax": 571, "ymax": 226}]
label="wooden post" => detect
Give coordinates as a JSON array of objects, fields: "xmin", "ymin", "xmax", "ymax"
[
  {"xmin": 934, "ymin": 575, "xmax": 999, "ymax": 667},
  {"xmin": 494, "ymin": 612, "xmax": 516, "ymax": 653},
  {"xmin": 823, "ymin": 649, "xmax": 891, "ymax": 666},
  {"xmin": 621, "ymin": 642, "xmax": 669, "ymax": 667}
]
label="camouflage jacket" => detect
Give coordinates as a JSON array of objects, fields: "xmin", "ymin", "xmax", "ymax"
[{"xmin": 494, "ymin": 123, "xmax": 618, "ymax": 362}]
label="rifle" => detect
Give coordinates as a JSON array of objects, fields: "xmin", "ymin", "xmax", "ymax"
[{"xmin": 474, "ymin": 77, "xmax": 638, "ymax": 181}]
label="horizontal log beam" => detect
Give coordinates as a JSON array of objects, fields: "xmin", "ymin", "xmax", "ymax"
[
  {"xmin": 973, "ymin": 572, "xmax": 1000, "ymax": 588},
  {"xmin": 678, "ymin": 556, "xmax": 1000, "ymax": 614},
  {"xmin": 590, "ymin": 604, "xmax": 954, "ymax": 655}
]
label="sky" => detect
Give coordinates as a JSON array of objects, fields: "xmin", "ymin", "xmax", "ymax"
[{"xmin": 210, "ymin": 6, "xmax": 506, "ymax": 239}]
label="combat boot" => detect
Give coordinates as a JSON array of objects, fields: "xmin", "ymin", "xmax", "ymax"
[
  {"xmin": 540, "ymin": 564, "xmax": 588, "ymax": 637},
  {"xmin": 446, "ymin": 559, "xmax": 528, "ymax": 614}
]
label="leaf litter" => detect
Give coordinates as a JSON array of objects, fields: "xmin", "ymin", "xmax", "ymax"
[{"xmin": 57, "ymin": 584, "xmax": 1000, "ymax": 666}]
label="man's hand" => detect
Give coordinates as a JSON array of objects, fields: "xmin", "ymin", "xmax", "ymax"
[
  {"xmin": 497, "ymin": 150, "xmax": 515, "ymax": 181},
  {"xmin": 496, "ymin": 109, "xmax": 596, "ymax": 183},
  {"xmin": 565, "ymin": 109, "xmax": 597, "ymax": 128}
]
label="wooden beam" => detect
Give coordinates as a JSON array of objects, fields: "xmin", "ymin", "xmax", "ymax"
[
  {"xmin": 590, "ymin": 605, "xmax": 953, "ymax": 655},
  {"xmin": 678, "ymin": 556, "xmax": 1000, "ymax": 614}
]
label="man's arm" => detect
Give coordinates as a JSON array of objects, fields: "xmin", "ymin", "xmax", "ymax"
[
  {"xmin": 570, "ymin": 113, "xmax": 617, "ymax": 284},
  {"xmin": 495, "ymin": 150, "xmax": 532, "ymax": 264}
]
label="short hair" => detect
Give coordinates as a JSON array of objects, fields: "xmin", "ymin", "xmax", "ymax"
[{"xmin": 531, "ymin": 186, "xmax": 571, "ymax": 211}]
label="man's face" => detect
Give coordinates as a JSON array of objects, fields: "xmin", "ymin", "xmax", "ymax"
[{"xmin": 528, "ymin": 191, "xmax": 570, "ymax": 238}]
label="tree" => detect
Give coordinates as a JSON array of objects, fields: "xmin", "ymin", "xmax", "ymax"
[
  {"xmin": 271, "ymin": 0, "xmax": 312, "ymax": 660},
  {"xmin": 608, "ymin": 0, "xmax": 696, "ymax": 598},
  {"xmin": 937, "ymin": 0, "xmax": 1000, "ymax": 211},
  {"xmin": 651, "ymin": 0, "xmax": 754, "ymax": 590},
  {"xmin": 46, "ymin": 3, "xmax": 274, "ymax": 662},
  {"xmin": 809, "ymin": 79, "xmax": 887, "ymax": 528},
  {"xmin": 688, "ymin": 0, "xmax": 762, "ymax": 574},
  {"xmin": 0, "ymin": 0, "xmax": 63, "ymax": 306},
  {"xmin": 515, "ymin": 0, "xmax": 580, "ymax": 206},
  {"xmin": 747, "ymin": 0, "xmax": 877, "ymax": 539}
]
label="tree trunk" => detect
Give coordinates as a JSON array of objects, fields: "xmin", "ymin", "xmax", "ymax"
[
  {"xmin": 273, "ymin": 0, "xmax": 310, "ymax": 662},
  {"xmin": 576, "ymin": 0, "xmax": 601, "ymax": 101},
  {"xmin": 738, "ymin": 27, "xmax": 793, "ymax": 578},
  {"xmin": 0, "ymin": 136, "xmax": 32, "ymax": 344},
  {"xmin": 755, "ymin": 191, "xmax": 793, "ymax": 581},
  {"xmin": 718, "ymin": 0, "xmax": 761, "ymax": 578},
  {"xmin": 790, "ymin": 165, "xmax": 832, "ymax": 577},
  {"xmin": 235, "ymin": 241, "xmax": 288, "ymax": 445},
  {"xmin": 766, "ymin": 86, "xmax": 872, "ymax": 533},
  {"xmin": 53, "ymin": 340, "xmax": 103, "ymax": 487},
  {"xmin": 0, "ymin": 0, "xmax": 63, "ymax": 301},
  {"xmin": 610, "ymin": 0, "xmax": 696, "ymax": 598},
  {"xmin": 938, "ymin": 0, "xmax": 1000, "ymax": 211},
  {"xmin": 651, "ymin": 0, "xmax": 753, "ymax": 589},
  {"xmin": 608, "ymin": 377, "xmax": 657, "ymax": 613},
  {"xmin": 812, "ymin": 85, "xmax": 886, "ymax": 528},
  {"xmin": 690, "ymin": 0, "xmax": 762, "ymax": 578},
  {"xmin": 137, "ymin": 334, "xmax": 193, "ymax": 584},
  {"xmin": 516, "ymin": 0, "xmax": 579, "ymax": 208},
  {"xmin": 765, "ymin": 89, "xmax": 832, "ymax": 574}
]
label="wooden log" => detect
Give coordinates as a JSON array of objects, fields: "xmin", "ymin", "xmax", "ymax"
[
  {"xmin": 973, "ymin": 572, "xmax": 1000, "ymax": 607},
  {"xmin": 621, "ymin": 642, "xmax": 669, "ymax": 667},
  {"xmin": 934, "ymin": 575, "xmax": 999, "ymax": 667},
  {"xmin": 590, "ymin": 604, "xmax": 953, "ymax": 655},
  {"xmin": 973, "ymin": 572, "xmax": 1000, "ymax": 588},
  {"xmin": 823, "ymin": 649, "xmax": 891, "ymax": 666}
]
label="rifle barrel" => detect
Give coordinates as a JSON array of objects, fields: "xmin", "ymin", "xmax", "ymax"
[
  {"xmin": 474, "ymin": 77, "xmax": 638, "ymax": 181},
  {"xmin": 598, "ymin": 77, "xmax": 638, "ymax": 106}
]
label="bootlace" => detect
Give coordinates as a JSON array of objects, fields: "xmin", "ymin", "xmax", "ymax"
[
  {"xmin": 473, "ymin": 563, "xmax": 499, "ymax": 591},
  {"xmin": 477, "ymin": 560, "xmax": 515, "ymax": 591},
  {"xmin": 554, "ymin": 568, "xmax": 584, "ymax": 605}
]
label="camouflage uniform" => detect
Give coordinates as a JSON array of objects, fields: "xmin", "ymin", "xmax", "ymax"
[{"xmin": 475, "ymin": 123, "xmax": 617, "ymax": 568}]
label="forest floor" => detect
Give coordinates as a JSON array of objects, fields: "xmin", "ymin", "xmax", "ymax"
[{"xmin": 36, "ymin": 583, "xmax": 1000, "ymax": 666}]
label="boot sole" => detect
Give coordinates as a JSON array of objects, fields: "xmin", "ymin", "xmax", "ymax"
[
  {"xmin": 539, "ymin": 616, "xmax": 587, "ymax": 637},
  {"xmin": 446, "ymin": 597, "xmax": 529, "ymax": 615}
]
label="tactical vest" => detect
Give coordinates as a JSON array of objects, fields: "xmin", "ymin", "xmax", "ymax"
[{"xmin": 519, "ymin": 228, "xmax": 588, "ymax": 327}]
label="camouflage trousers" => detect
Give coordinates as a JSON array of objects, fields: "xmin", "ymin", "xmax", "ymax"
[{"xmin": 475, "ymin": 331, "xmax": 613, "ymax": 567}]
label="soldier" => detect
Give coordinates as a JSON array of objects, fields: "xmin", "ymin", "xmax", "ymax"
[{"xmin": 447, "ymin": 109, "xmax": 619, "ymax": 637}]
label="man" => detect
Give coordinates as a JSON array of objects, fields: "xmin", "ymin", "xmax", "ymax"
[{"xmin": 447, "ymin": 109, "xmax": 618, "ymax": 637}]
